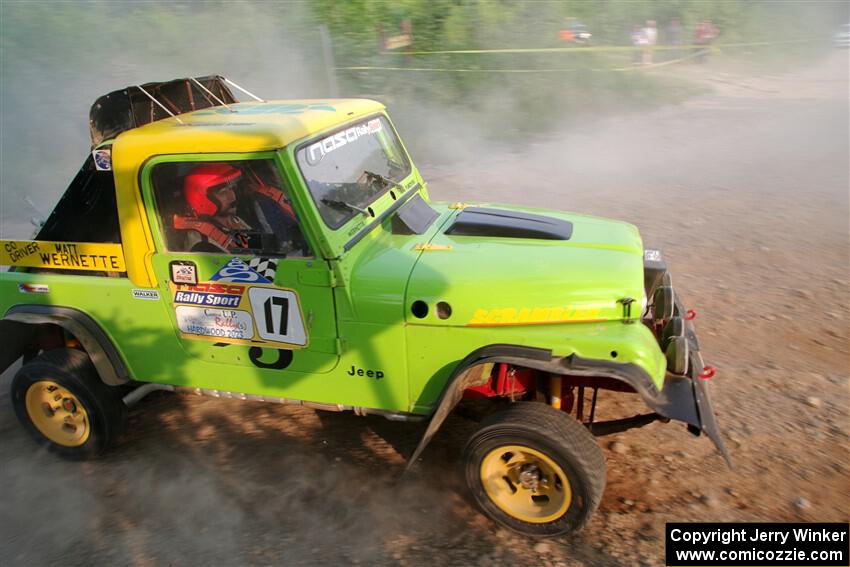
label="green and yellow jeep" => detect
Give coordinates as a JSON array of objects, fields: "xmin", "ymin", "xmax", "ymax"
[{"xmin": 0, "ymin": 76, "xmax": 728, "ymax": 536}]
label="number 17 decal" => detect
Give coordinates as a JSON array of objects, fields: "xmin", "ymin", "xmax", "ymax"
[{"xmin": 248, "ymin": 287, "xmax": 307, "ymax": 346}]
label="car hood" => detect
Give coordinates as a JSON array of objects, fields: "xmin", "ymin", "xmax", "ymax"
[{"xmin": 405, "ymin": 204, "xmax": 646, "ymax": 327}]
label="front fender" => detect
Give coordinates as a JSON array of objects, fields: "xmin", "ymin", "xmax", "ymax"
[
  {"xmin": 405, "ymin": 343, "xmax": 730, "ymax": 471},
  {"xmin": 405, "ymin": 344, "xmax": 550, "ymax": 470}
]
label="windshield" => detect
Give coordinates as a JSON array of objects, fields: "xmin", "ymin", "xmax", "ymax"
[{"xmin": 296, "ymin": 116, "xmax": 411, "ymax": 229}]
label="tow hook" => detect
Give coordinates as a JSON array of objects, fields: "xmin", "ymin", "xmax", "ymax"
[{"xmin": 698, "ymin": 365, "xmax": 717, "ymax": 380}]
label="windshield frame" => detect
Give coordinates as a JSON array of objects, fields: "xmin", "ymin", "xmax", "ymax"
[{"xmin": 293, "ymin": 113, "xmax": 412, "ymax": 231}]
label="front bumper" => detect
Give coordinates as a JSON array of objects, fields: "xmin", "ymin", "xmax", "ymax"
[
  {"xmin": 651, "ymin": 346, "xmax": 731, "ymax": 467},
  {"xmin": 693, "ymin": 360, "xmax": 730, "ymax": 465},
  {"xmin": 638, "ymin": 258, "xmax": 731, "ymax": 465}
]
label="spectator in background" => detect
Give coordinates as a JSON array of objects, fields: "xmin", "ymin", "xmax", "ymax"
[
  {"xmin": 631, "ymin": 24, "xmax": 645, "ymax": 65},
  {"xmin": 668, "ymin": 18, "xmax": 682, "ymax": 60},
  {"xmin": 695, "ymin": 19, "xmax": 719, "ymax": 63},
  {"xmin": 643, "ymin": 20, "xmax": 658, "ymax": 64}
]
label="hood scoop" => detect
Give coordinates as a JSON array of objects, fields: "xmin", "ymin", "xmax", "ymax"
[{"xmin": 445, "ymin": 207, "xmax": 573, "ymax": 240}]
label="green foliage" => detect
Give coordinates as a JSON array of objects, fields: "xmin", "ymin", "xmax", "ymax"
[
  {"xmin": 311, "ymin": 0, "xmax": 840, "ymax": 146},
  {"xmin": 0, "ymin": 0, "xmax": 841, "ymax": 160}
]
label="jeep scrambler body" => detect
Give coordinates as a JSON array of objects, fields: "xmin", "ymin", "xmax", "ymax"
[{"xmin": 0, "ymin": 77, "xmax": 727, "ymax": 536}]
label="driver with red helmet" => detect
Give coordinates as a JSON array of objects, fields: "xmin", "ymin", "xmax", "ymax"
[{"xmin": 174, "ymin": 163, "xmax": 300, "ymax": 253}]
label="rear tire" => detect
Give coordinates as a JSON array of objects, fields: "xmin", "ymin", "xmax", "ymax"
[
  {"xmin": 11, "ymin": 348, "xmax": 126, "ymax": 459},
  {"xmin": 463, "ymin": 402, "xmax": 606, "ymax": 536}
]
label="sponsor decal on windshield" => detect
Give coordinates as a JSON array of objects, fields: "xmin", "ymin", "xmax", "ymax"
[{"xmin": 305, "ymin": 118, "xmax": 382, "ymax": 165}]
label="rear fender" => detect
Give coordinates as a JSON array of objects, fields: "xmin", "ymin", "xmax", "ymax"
[
  {"xmin": 2, "ymin": 305, "xmax": 130, "ymax": 385},
  {"xmin": 0, "ymin": 320, "xmax": 38, "ymax": 375}
]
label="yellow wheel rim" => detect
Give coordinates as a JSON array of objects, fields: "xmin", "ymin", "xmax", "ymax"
[
  {"xmin": 480, "ymin": 444, "xmax": 571, "ymax": 524},
  {"xmin": 24, "ymin": 380, "xmax": 90, "ymax": 447}
]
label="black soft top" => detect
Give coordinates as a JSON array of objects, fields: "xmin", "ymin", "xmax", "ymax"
[{"xmin": 88, "ymin": 75, "xmax": 237, "ymax": 148}]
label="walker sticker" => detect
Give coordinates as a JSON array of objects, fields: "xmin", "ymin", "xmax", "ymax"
[
  {"xmin": 18, "ymin": 283, "xmax": 49, "ymax": 294},
  {"xmin": 169, "ymin": 277, "xmax": 307, "ymax": 348},
  {"xmin": 1, "ymin": 240, "xmax": 125, "ymax": 272},
  {"xmin": 170, "ymin": 261, "xmax": 198, "ymax": 285},
  {"xmin": 92, "ymin": 148, "xmax": 112, "ymax": 171},
  {"xmin": 175, "ymin": 306, "xmax": 255, "ymax": 341},
  {"xmin": 131, "ymin": 289, "xmax": 160, "ymax": 301},
  {"xmin": 209, "ymin": 257, "xmax": 271, "ymax": 284}
]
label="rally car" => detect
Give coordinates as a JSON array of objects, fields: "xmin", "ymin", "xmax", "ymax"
[{"xmin": 0, "ymin": 76, "xmax": 728, "ymax": 536}]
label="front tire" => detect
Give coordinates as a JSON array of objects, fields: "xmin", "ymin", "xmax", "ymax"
[
  {"xmin": 463, "ymin": 402, "xmax": 606, "ymax": 536},
  {"xmin": 11, "ymin": 348, "xmax": 126, "ymax": 459}
]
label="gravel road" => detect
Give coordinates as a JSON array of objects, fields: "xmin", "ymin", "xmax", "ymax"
[{"xmin": 1, "ymin": 51, "xmax": 847, "ymax": 567}]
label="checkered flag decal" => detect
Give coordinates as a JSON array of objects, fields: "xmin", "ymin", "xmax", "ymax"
[{"xmin": 248, "ymin": 258, "xmax": 277, "ymax": 281}]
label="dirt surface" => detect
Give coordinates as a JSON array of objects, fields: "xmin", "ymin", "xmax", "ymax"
[{"xmin": 1, "ymin": 51, "xmax": 847, "ymax": 566}]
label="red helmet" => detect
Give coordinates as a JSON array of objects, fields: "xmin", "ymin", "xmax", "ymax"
[{"xmin": 183, "ymin": 163, "xmax": 241, "ymax": 216}]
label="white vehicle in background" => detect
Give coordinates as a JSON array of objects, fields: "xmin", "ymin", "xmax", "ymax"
[{"xmin": 834, "ymin": 24, "xmax": 850, "ymax": 48}]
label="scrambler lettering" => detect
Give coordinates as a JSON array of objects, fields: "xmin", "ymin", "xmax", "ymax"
[
  {"xmin": 467, "ymin": 305, "xmax": 605, "ymax": 326},
  {"xmin": 347, "ymin": 365, "xmax": 384, "ymax": 379}
]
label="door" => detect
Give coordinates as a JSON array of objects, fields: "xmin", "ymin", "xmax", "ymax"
[{"xmin": 141, "ymin": 154, "xmax": 339, "ymax": 396}]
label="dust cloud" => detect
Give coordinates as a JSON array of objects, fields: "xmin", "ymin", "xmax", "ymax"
[
  {"xmin": 1, "ymin": 1, "xmax": 849, "ymax": 566},
  {"xmin": 0, "ymin": 1, "xmax": 324, "ymax": 237}
]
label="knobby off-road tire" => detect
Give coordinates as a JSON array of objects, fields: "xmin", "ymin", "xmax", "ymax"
[
  {"xmin": 11, "ymin": 348, "xmax": 127, "ymax": 459},
  {"xmin": 463, "ymin": 402, "xmax": 606, "ymax": 536}
]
